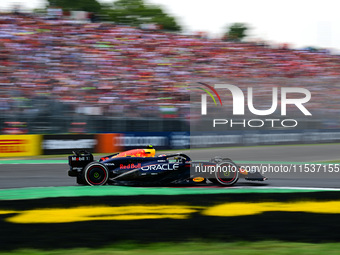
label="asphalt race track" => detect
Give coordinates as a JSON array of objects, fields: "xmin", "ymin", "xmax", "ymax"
[
  {"xmin": 2, "ymin": 144, "xmax": 340, "ymax": 251},
  {"xmin": 1, "ymin": 144, "xmax": 340, "ymax": 189}
]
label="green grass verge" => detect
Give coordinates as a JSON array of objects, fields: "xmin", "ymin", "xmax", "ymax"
[
  {"xmin": 0, "ymin": 186, "xmax": 329, "ymax": 201},
  {"xmin": 1, "ymin": 241, "xmax": 340, "ymax": 255},
  {"xmin": 316, "ymin": 160, "xmax": 340, "ymax": 163}
]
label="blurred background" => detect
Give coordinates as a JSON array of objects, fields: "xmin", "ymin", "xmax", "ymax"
[{"xmin": 1, "ymin": 0, "xmax": 340, "ymax": 152}]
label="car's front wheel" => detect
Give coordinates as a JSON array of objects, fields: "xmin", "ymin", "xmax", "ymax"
[
  {"xmin": 214, "ymin": 161, "xmax": 239, "ymax": 186},
  {"xmin": 83, "ymin": 162, "xmax": 109, "ymax": 186}
]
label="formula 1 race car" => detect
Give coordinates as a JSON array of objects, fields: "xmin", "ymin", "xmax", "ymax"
[{"xmin": 68, "ymin": 146, "xmax": 267, "ymax": 186}]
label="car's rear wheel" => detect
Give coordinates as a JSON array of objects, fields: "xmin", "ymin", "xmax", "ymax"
[
  {"xmin": 83, "ymin": 162, "xmax": 109, "ymax": 186},
  {"xmin": 214, "ymin": 161, "xmax": 239, "ymax": 186}
]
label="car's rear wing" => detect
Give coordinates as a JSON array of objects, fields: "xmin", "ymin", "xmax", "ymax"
[{"xmin": 68, "ymin": 150, "xmax": 94, "ymax": 168}]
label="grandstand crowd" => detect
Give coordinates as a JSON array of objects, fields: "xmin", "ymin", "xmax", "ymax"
[{"xmin": 1, "ymin": 13, "xmax": 340, "ymax": 128}]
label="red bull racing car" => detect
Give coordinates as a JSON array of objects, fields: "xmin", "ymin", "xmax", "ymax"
[{"xmin": 68, "ymin": 146, "xmax": 266, "ymax": 186}]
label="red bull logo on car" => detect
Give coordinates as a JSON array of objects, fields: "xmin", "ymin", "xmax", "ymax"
[{"xmin": 120, "ymin": 163, "xmax": 142, "ymax": 169}]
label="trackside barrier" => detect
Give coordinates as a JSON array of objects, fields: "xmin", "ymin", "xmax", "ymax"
[
  {"xmin": 42, "ymin": 134, "xmax": 122, "ymax": 155},
  {"xmin": 42, "ymin": 134, "xmax": 97, "ymax": 155},
  {"xmin": 95, "ymin": 133, "xmax": 122, "ymax": 153},
  {"xmin": 2, "ymin": 130, "xmax": 340, "ymax": 157},
  {"xmin": 41, "ymin": 130, "xmax": 340, "ymax": 155},
  {"xmin": 190, "ymin": 130, "xmax": 340, "ymax": 148},
  {"xmin": 116, "ymin": 130, "xmax": 340, "ymax": 150},
  {"xmin": 116, "ymin": 132, "xmax": 190, "ymax": 150},
  {"xmin": 0, "ymin": 135, "xmax": 42, "ymax": 157}
]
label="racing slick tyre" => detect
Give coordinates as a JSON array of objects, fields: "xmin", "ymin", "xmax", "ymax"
[
  {"xmin": 83, "ymin": 162, "xmax": 109, "ymax": 186},
  {"xmin": 213, "ymin": 160, "xmax": 239, "ymax": 186},
  {"xmin": 208, "ymin": 157, "xmax": 236, "ymax": 185}
]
